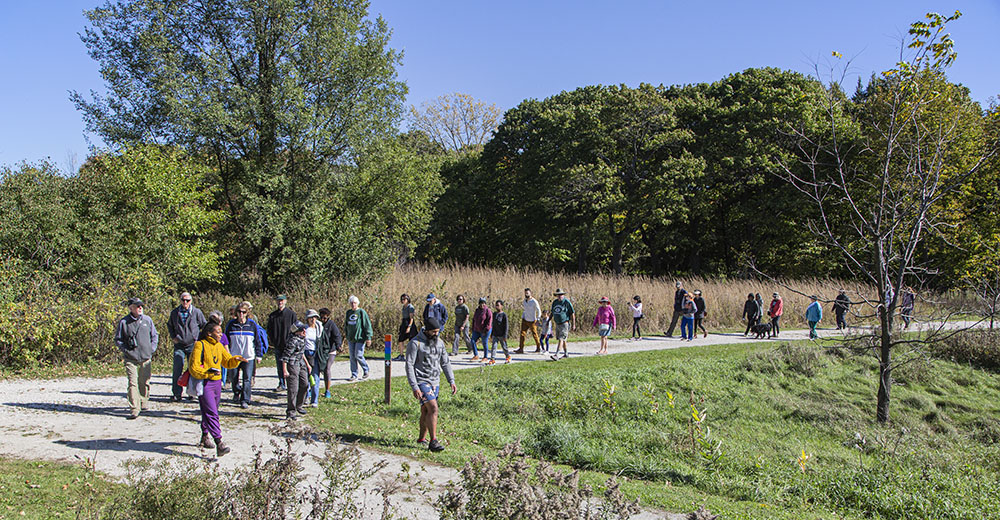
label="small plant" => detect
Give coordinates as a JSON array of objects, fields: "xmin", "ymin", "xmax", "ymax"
[
  {"xmin": 601, "ymin": 379, "xmax": 618, "ymax": 419},
  {"xmin": 796, "ymin": 448, "xmax": 812, "ymax": 473}
]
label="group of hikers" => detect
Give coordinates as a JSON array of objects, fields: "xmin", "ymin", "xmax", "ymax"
[{"xmin": 112, "ymin": 283, "xmax": 917, "ymax": 455}]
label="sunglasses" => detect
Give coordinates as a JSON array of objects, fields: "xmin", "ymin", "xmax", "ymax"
[
  {"xmin": 237, "ymin": 310, "xmax": 247, "ymax": 314},
  {"xmin": 182, "ymin": 299, "xmax": 192, "ymax": 302}
]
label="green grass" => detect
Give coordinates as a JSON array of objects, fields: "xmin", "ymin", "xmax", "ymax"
[
  {"xmin": 307, "ymin": 338, "xmax": 1000, "ymax": 520},
  {"xmin": 0, "ymin": 457, "xmax": 116, "ymax": 519}
]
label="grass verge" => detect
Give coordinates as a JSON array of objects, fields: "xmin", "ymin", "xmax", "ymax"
[
  {"xmin": 0, "ymin": 457, "xmax": 116, "ymax": 519},
  {"xmin": 307, "ymin": 337, "xmax": 1000, "ymax": 520}
]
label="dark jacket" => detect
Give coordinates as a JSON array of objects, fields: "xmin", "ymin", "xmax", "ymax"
[
  {"xmin": 492, "ymin": 311, "xmax": 509, "ymax": 338},
  {"xmin": 742, "ymin": 300, "xmax": 760, "ymax": 321},
  {"xmin": 673, "ymin": 289, "xmax": 687, "ymax": 311},
  {"xmin": 167, "ymin": 305, "xmax": 206, "ymax": 350},
  {"xmin": 315, "ymin": 319, "xmax": 343, "ymax": 371},
  {"xmin": 693, "ymin": 297, "xmax": 706, "ymax": 319},
  {"xmin": 833, "ymin": 294, "xmax": 850, "ymax": 314},
  {"xmin": 115, "ymin": 313, "xmax": 159, "ymax": 363},
  {"xmin": 267, "ymin": 307, "xmax": 297, "ymax": 350}
]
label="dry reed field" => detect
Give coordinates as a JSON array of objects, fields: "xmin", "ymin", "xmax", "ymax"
[{"xmin": 199, "ymin": 264, "xmax": 877, "ymax": 339}]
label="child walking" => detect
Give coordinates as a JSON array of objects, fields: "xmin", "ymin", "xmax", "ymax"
[{"xmin": 539, "ymin": 310, "xmax": 553, "ymax": 352}]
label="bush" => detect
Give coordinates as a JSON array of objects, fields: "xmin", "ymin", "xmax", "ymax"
[
  {"xmin": 437, "ymin": 441, "xmax": 644, "ymax": 520},
  {"xmin": 742, "ymin": 343, "xmax": 826, "ymax": 377},
  {"xmin": 932, "ymin": 330, "xmax": 1000, "ymax": 372}
]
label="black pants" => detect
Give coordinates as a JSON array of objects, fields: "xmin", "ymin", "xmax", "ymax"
[
  {"xmin": 835, "ymin": 311, "xmax": 846, "ymax": 329},
  {"xmin": 632, "ymin": 316, "xmax": 642, "ymax": 338},
  {"xmin": 771, "ymin": 316, "xmax": 781, "ymax": 335},
  {"xmin": 273, "ymin": 346, "xmax": 285, "ymax": 387},
  {"xmin": 744, "ymin": 317, "xmax": 759, "ymax": 335},
  {"xmin": 285, "ymin": 362, "xmax": 308, "ymax": 414},
  {"xmin": 666, "ymin": 309, "xmax": 682, "ymax": 336},
  {"xmin": 694, "ymin": 317, "xmax": 707, "ymax": 335}
]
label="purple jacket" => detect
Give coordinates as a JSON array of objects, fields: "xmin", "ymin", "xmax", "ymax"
[
  {"xmin": 592, "ymin": 305, "xmax": 617, "ymax": 329},
  {"xmin": 472, "ymin": 306, "xmax": 493, "ymax": 333}
]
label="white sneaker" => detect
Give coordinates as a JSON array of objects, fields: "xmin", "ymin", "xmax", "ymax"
[{"xmin": 310, "ymin": 402, "xmax": 319, "ymax": 408}]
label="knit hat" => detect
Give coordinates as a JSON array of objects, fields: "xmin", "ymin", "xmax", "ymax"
[{"xmin": 424, "ymin": 317, "xmax": 442, "ymax": 331}]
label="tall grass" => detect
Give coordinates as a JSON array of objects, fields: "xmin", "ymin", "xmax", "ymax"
[{"xmin": 196, "ymin": 263, "xmax": 873, "ymax": 339}]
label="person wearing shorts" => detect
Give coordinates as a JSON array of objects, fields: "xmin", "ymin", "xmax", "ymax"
[
  {"xmin": 549, "ymin": 288, "xmax": 575, "ymax": 360},
  {"xmin": 405, "ymin": 317, "xmax": 456, "ymax": 452},
  {"xmin": 592, "ymin": 296, "xmax": 616, "ymax": 355}
]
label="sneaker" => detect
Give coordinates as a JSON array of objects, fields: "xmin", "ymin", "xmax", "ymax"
[
  {"xmin": 488, "ymin": 359, "xmax": 496, "ymax": 365},
  {"xmin": 240, "ymin": 403, "xmax": 249, "ymax": 409},
  {"xmin": 296, "ymin": 408, "xmax": 308, "ymax": 416},
  {"xmin": 550, "ymin": 354, "xmax": 560, "ymax": 361},
  {"xmin": 504, "ymin": 356, "xmax": 512, "ymax": 364},
  {"xmin": 126, "ymin": 413, "xmax": 139, "ymax": 420},
  {"xmin": 451, "ymin": 349, "xmax": 458, "ymax": 356},
  {"xmin": 513, "ymin": 348, "xmax": 524, "ymax": 354},
  {"xmin": 361, "ymin": 372, "xmax": 370, "ymax": 380},
  {"xmin": 393, "ymin": 354, "xmax": 405, "ymax": 361},
  {"xmin": 347, "ymin": 376, "xmax": 357, "ymax": 382},
  {"xmin": 286, "ymin": 411, "xmax": 298, "ymax": 420},
  {"xmin": 470, "ymin": 356, "xmax": 480, "ymax": 361},
  {"xmin": 324, "ymin": 390, "xmax": 332, "ymax": 399},
  {"xmin": 428, "ymin": 439, "xmax": 445, "ymax": 452},
  {"xmin": 310, "ymin": 402, "xmax": 319, "ymax": 408},
  {"xmin": 561, "ymin": 353, "xmax": 569, "ymax": 359},
  {"xmin": 416, "ymin": 438, "xmax": 428, "ymax": 445}
]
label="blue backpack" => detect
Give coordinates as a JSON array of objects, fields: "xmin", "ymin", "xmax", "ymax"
[{"xmin": 253, "ymin": 320, "xmax": 269, "ymax": 357}]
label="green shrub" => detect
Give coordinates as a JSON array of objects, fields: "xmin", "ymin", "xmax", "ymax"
[{"xmin": 932, "ymin": 330, "xmax": 1000, "ymax": 371}]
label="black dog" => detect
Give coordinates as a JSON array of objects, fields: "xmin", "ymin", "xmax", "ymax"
[{"xmin": 751, "ymin": 322, "xmax": 772, "ymax": 339}]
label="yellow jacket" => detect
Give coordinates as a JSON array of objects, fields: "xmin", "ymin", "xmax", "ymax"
[{"xmin": 188, "ymin": 336, "xmax": 242, "ymax": 380}]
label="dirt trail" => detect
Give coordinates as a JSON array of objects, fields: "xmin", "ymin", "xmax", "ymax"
[{"xmin": 0, "ymin": 323, "xmax": 967, "ymax": 518}]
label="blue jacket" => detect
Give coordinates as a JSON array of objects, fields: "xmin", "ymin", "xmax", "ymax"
[
  {"xmin": 805, "ymin": 301, "xmax": 823, "ymax": 322},
  {"xmin": 423, "ymin": 301, "xmax": 448, "ymax": 328}
]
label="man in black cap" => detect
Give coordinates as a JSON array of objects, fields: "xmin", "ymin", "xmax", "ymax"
[
  {"xmin": 114, "ymin": 298, "xmax": 159, "ymax": 419},
  {"xmin": 267, "ymin": 295, "xmax": 297, "ymax": 391},
  {"xmin": 405, "ymin": 317, "xmax": 456, "ymax": 452}
]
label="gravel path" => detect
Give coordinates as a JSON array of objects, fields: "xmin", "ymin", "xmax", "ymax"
[{"xmin": 0, "ymin": 322, "xmax": 964, "ymax": 518}]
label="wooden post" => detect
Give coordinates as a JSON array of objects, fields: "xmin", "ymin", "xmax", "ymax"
[{"xmin": 384, "ymin": 334, "xmax": 392, "ymax": 404}]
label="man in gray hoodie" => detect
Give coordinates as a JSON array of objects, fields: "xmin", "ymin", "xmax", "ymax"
[
  {"xmin": 114, "ymin": 298, "xmax": 159, "ymax": 419},
  {"xmin": 167, "ymin": 292, "xmax": 207, "ymax": 401},
  {"xmin": 405, "ymin": 317, "xmax": 456, "ymax": 452}
]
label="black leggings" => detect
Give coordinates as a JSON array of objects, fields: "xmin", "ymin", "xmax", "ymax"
[
  {"xmin": 694, "ymin": 317, "xmax": 707, "ymax": 335},
  {"xmin": 632, "ymin": 316, "xmax": 642, "ymax": 338}
]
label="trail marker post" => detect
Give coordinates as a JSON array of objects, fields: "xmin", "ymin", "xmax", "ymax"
[{"xmin": 384, "ymin": 334, "xmax": 392, "ymax": 404}]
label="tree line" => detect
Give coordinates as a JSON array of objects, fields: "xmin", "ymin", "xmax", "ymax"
[{"xmin": 2, "ymin": 1, "xmax": 997, "ymax": 300}]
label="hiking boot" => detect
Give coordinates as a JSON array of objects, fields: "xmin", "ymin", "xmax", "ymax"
[
  {"xmin": 286, "ymin": 411, "xmax": 298, "ymax": 420},
  {"xmin": 215, "ymin": 438, "xmax": 230, "ymax": 457},
  {"xmin": 428, "ymin": 439, "xmax": 445, "ymax": 452},
  {"xmin": 533, "ymin": 348, "xmax": 541, "ymax": 353},
  {"xmin": 199, "ymin": 433, "xmax": 216, "ymax": 449},
  {"xmin": 296, "ymin": 407, "xmax": 308, "ymax": 416},
  {"xmin": 513, "ymin": 348, "xmax": 524, "ymax": 354},
  {"xmin": 505, "ymin": 356, "xmax": 512, "ymax": 364}
]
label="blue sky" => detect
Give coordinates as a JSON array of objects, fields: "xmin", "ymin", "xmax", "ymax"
[{"xmin": 1, "ymin": 1, "xmax": 997, "ymax": 170}]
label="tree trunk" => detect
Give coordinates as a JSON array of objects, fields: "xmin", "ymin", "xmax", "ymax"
[{"xmin": 876, "ymin": 306, "xmax": 892, "ymax": 423}]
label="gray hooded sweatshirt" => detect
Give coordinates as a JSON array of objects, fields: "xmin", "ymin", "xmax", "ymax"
[{"xmin": 405, "ymin": 330, "xmax": 455, "ymax": 391}]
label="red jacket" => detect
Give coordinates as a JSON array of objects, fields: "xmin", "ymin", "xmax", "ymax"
[
  {"xmin": 472, "ymin": 306, "xmax": 493, "ymax": 333},
  {"xmin": 768, "ymin": 298, "xmax": 783, "ymax": 318}
]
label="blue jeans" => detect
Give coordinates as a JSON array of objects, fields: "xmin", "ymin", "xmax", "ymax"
[
  {"xmin": 349, "ymin": 341, "xmax": 369, "ymax": 378},
  {"xmin": 231, "ymin": 359, "xmax": 255, "ymax": 405},
  {"xmin": 172, "ymin": 346, "xmax": 192, "ymax": 399},
  {"xmin": 680, "ymin": 316, "xmax": 694, "ymax": 340},
  {"xmin": 470, "ymin": 330, "xmax": 491, "ymax": 357},
  {"xmin": 305, "ymin": 352, "xmax": 319, "ymax": 403}
]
